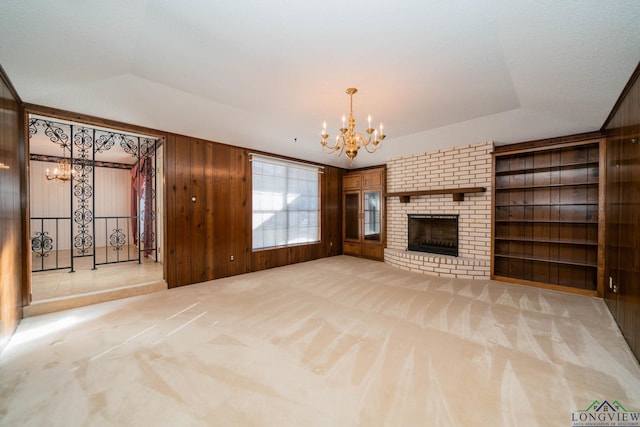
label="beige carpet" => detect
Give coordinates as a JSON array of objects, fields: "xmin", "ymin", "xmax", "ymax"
[{"xmin": 1, "ymin": 256, "xmax": 639, "ymax": 426}]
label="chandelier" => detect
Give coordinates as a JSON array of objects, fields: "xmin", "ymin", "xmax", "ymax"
[
  {"xmin": 46, "ymin": 146, "xmax": 75, "ymax": 182},
  {"xmin": 320, "ymin": 88, "xmax": 386, "ymax": 162}
]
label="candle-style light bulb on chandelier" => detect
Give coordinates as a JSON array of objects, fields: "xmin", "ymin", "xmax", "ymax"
[
  {"xmin": 45, "ymin": 145, "xmax": 75, "ymax": 182},
  {"xmin": 320, "ymin": 88, "xmax": 386, "ymax": 162}
]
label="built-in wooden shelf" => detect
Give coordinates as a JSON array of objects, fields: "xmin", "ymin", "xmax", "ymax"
[
  {"xmin": 495, "ymin": 160, "xmax": 598, "ymax": 176},
  {"xmin": 493, "ymin": 140, "xmax": 602, "ymax": 293},
  {"xmin": 343, "ymin": 166, "xmax": 386, "ymax": 261},
  {"xmin": 495, "ymin": 203, "xmax": 598, "ymax": 207},
  {"xmin": 494, "ymin": 237, "xmax": 598, "ymax": 246},
  {"xmin": 495, "ymin": 181, "xmax": 597, "ymax": 190},
  {"xmin": 494, "ymin": 254, "xmax": 597, "ymax": 268},
  {"xmin": 386, "ymin": 186, "xmax": 486, "ymax": 202},
  {"xmin": 494, "ymin": 219, "xmax": 597, "ymax": 224}
]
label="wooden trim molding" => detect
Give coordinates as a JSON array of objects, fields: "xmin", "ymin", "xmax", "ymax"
[
  {"xmin": 601, "ymin": 60, "xmax": 640, "ymax": 131},
  {"xmin": 0, "ymin": 64, "xmax": 25, "ymax": 352},
  {"xmin": 597, "ymin": 138, "xmax": 606, "ymax": 297},
  {"xmin": 29, "ymin": 153, "xmax": 134, "ymax": 170},
  {"xmin": 386, "ymin": 187, "xmax": 486, "ymax": 202},
  {"xmin": 0, "ymin": 63, "xmax": 22, "ymax": 105},
  {"xmin": 492, "ymin": 275, "xmax": 598, "ymax": 298},
  {"xmin": 494, "ymin": 132, "xmax": 604, "ymax": 155},
  {"xmin": 24, "ymin": 103, "xmax": 167, "ymax": 139}
]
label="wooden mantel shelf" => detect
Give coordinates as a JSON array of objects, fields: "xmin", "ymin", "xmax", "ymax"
[{"xmin": 386, "ymin": 187, "xmax": 486, "ymax": 203}]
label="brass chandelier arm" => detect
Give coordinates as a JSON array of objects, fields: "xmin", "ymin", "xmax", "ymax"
[
  {"xmin": 361, "ymin": 135, "xmax": 379, "ymax": 153},
  {"xmin": 320, "ymin": 136, "xmax": 344, "ymax": 157},
  {"xmin": 321, "ymin": 144, "xmax": 344, "ymax": 157}
]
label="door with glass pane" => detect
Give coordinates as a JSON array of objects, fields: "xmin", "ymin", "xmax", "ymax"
[
  {"xmin": 344, "ymin": 191, "xmax": 361, "ymax": 241},
  {"xmin": 363, "ymin": 191, "xmax": 381, "ymax": 242}
]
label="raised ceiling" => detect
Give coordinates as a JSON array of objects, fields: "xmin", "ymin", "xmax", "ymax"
[{"xmin": 1, "ymin": 1, "xmax": 639, "ymax": 168}]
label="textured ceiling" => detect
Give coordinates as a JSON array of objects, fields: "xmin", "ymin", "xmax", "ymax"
[{"xmin": 1, "ymin": 1, "xmax": 639, "ymax": 168}]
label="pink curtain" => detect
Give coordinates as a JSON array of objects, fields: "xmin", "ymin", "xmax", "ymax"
[
  {"xmin": 131, "ymin": 157, "xmax": 154, "ymax": 256},
  {"xmin": 131, "ymin": 163, "xmax": 139, "ymax": 244}
]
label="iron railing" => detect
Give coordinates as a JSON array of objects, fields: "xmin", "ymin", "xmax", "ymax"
[{"xmin": 30, "ymin": 217, "xmax": 72, "ymax": 271}]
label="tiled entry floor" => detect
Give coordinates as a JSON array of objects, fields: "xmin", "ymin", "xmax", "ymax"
[
  {"xmin": 28, "ymin": 254, "xmax": 165, "ymax": 316},
  {"xmin": 31, "ymin": 255, "xmax": 163, "ymax": 301}
]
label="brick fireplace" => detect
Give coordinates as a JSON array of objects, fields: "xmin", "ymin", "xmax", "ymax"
[{"xmin": 384, "ymin": 142, "xmax": 493, "ymax": 279}]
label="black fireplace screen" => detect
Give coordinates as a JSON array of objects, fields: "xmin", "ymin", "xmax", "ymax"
[{"xmin": 408, "ymin": 214, "xmax": 459, "ymax": 256}]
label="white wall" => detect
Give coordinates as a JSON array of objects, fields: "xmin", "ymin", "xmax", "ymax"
[
  {"xmin": 30, "ymin": 161, "xmax": 72, "ymax": 251},
  {"xmin": 30, "ymin": 161, "xmax": 132, "ymax": 251},
  {"xmin": 93, "ymin": 163, "xmax": 135, "ymax": 251}
]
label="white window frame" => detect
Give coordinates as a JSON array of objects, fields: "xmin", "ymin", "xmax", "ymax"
[{"xmin": 250, "ymin": 154, "xmax": 322, "ymax": 250}]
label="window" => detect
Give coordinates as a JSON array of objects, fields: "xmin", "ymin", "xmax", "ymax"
[{"xmin": 251, "ymin": 154, "xmax": 321, "ymax": 250}]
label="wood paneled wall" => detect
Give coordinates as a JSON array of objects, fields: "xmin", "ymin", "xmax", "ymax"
[
  {"xmin": 165, "ymin": 136, "xmax": 248, "ymax": 286},
  {"xmin": 165, "ymin": 134, "xmax": 343, "ymax": 288},
  {"xmin": 603, "ymin": 62, "xmax": 640, "ymax": 359},
  {"xmin": 0, "ymin": 65, "xmax": 24, "ymax": 352}
]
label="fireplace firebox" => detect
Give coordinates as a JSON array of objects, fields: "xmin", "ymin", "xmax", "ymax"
[{"xmin": 407, "ymin": 214, "xmax": 459, "ymax": 256}]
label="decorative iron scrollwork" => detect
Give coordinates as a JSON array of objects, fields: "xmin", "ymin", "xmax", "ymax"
[
  {"xmin": 31, "ymin": 232, "xmax": 53, "ymax": 258},
  {"xmin": 140, "ymin": 138, "xmax": 156, "ymax": 158},
  {"xmin": 73, "ymin": 206, "xmax": 93, "ymax": 224},
  {"xmin": 29, "ymin": 119, "xmax": 70, "ymax": 150},
  {"xmin": 72, "ymin": 126, "xmax": 94, "ymax": 255},
  {"xmin": 43, "ymin": 121, "xmax": 71, "ymax": 149},
  {"xmin": 120, "ymin": 135, "xmax": 138, "ymax": 157},
  {"xmin": 109, "ymin": 228, "xmax": 127, "ymax": 251},
  {"xmin": 95, "ymin": 132, "xmax": 117, "ymax": 153},
  {"xmin": 28, "ymin": 118, "xmax": 38, "ymax": 137},
  {"xmin": 73, "ymin": 180, "xmax": 93, "ymax": 198},
  {"xmin": 73, "ymin": 233, "xmax": 93, "ymax": 253},
  {"xmin": 73, "ymin": 126, "xmax": 93, "ymax": 151},
  {"xmin": 29, "ymin": 116, "xmax": 160, "ymax": 266}
]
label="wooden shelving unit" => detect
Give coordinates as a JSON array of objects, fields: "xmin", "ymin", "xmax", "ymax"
[
  {"xmin": 343, "ymin": 166, "xmax": 386, "ymax": 261},
  {"xmin": 492, "ymin": 141, "xmax": 603, "ymax": 294}
]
